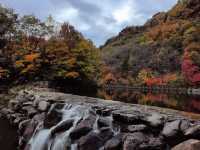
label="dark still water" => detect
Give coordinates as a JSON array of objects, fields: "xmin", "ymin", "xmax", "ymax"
[{"xmin": 97, "ymin": 88, "xmax": 200, "ymax": 114}]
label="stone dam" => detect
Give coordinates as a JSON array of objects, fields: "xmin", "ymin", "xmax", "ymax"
[{"xmin": 1, "ymin": 88, "xmax": 200, "ymax": 150}]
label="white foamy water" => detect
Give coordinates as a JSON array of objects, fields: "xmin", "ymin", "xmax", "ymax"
[{"xmin": 29, "ymin": 104, "xmax": 91, "ymax": 150}]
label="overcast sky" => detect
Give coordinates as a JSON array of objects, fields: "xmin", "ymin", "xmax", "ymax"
[{"xmin": 0, "ymin": 0, "xmax": 178, "ymax": 46}]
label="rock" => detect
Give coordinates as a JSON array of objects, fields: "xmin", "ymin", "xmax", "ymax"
[
  {"xmin": 184, "ymin": 125, "xmax": 200, "ymax": 138},
  {"xmin": 98, "ymin": 117, "xmax": 110, "ymax": 128},
  {"xmin": 127, "ymin": 124, "xmax": 147, "ymax": 133},
  {"xmin": 180, "ymin": 120, "xmax": 191, "ymax": 132},
  {"xmin": 112, "ymin": 111, "xmax": 141, "ymax": 124},
  {"xmin": 161, "ymin": 120, "xmax": 185, "ymax": 146},
  {"xmin": 0, "ymin": 108, "xmax": 14, "ymax": 115},
  {"xmin": 140, "ymin": 137, "xmax": 164, "ymax": 150},
  {"xmin": 51, "ymin": 119, "xmax": 74, "ymax": 136},
  {"xmin": 18, "ymin": 119, "xmax": 31, "ymax": 136},
  {"xmin": 123, "ymin": 132, "xmax": 148, "ymax": 150},
  {"xmin": 172, "ymin": 139, "xmax": 200, "ymax": 150},
  {"xmin": 145, "ymin": 113, "xmax": 164, "ymax": 127},
  {"xmin": 104, "ymin": 134, "xmax": 123, "ymax": 150},
  {"xmin": 70, "ymin": 114, "xmax": 96, "ymax": 140},
  {"xmin": 99, "ymin": 127, "xmax": 114, "ymax": 142},
  {"xmin": 43, "ymin": 108, "xmax": 62, "ymax": 128},
  {"xmin": 16, "ymin": 90, "xmax": 35, "ymax": 103},
  {"xmin": 38, "ymin": 101, "xmax": 49, "ymax": 112},
  {"xmin": 22, "ymin": 120, "xmax": 38, "ymax": 142},
  {"xmin": 162, "ymin": 120, "xmax": 181, "ymax": 138},
  {"xmin": 33, "ymin": 113, "xmax": 45, "ymax": 123},
  {"xmin": 77, "ymin": 127, "xmax": 113, "ymax": 150},
  {"xmin": 22, "ymin": 106, "xmax": 38, "ymax": 118},
  {"xmin": 77, "ymin": 132, "xmax": 103, "ymax": 150},
  {"xmin": 8, "ymin": 100, "xmax": 20, "ymax": 110}
]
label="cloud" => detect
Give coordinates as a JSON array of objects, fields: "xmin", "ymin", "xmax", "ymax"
[{"xmin": 0, "ymin": 0, "xmax": 178, "ymax": 46}]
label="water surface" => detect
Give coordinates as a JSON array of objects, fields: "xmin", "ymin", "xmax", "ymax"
[{"xmin": 98, "ymin": 88, "xmax": 200, "ymax": 114}]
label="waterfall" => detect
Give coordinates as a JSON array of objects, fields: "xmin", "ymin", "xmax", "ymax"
[{"xmin": 28, "ymin": 104, "xmax": 93, "ymax": 150}]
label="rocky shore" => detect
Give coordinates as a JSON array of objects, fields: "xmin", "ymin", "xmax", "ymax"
[{"xmin": 1, "ymin": 88, "xmax": 200, "ymax": 150}]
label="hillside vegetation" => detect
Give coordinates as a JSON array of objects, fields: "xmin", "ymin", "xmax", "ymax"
[
  {"xmin": 101, "ymin": 0, "xmax": 200, "ymax": 87},
  {"xmin": 0, "ymin": 6, "xmax": 100, "ymax": 89}
]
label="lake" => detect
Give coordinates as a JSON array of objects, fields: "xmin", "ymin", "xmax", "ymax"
[{"xmin": 97, "ymin": 88, "xmax": 200, "ymax": 114}]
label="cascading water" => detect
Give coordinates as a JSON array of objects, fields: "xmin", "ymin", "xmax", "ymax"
[{"xmin": 28, "ymin": 103, "xmax": 113, "ymax": 150}]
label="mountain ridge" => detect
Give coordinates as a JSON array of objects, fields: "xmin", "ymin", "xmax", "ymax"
[{"xmin": 100, "ymin": 0, "xmax": 200, "ymax": 86}]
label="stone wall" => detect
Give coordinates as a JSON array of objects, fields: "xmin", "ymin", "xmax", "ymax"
[{"xmin": 1, "ymin": 88, "xmax": 200, "ymax": 150}]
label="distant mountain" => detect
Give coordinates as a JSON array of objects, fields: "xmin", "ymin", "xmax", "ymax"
[{"xmin": 100, "ymin": 0, "xmax": 200, "ymax": 86}]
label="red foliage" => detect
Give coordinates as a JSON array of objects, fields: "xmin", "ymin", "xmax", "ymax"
[
  {"xmin": 182, "ymin": 50, "xmax": 200, "ymax": 85},
  {"xmin": 145, "ymin": 74, "xmax": 177, "ymax": 86}
]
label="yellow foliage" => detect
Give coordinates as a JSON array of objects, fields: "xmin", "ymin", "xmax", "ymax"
[
  {"xmin": 66, "ymin": 58, "xmax": 76, "ymax": 68},
  {"xmin": 65, "ymin": 71, "xmax": 79, "ymax": 78},
  {"xmin": 21, "ymin": 64, "xmax": 35, "ymax": 74},
  {"xmin": 0, "ymin": 67, "xmax": 9, "ymax": 78},
  {"xmin": 15, "ymin": 60, "xmax": 25, "ymax": 68}
]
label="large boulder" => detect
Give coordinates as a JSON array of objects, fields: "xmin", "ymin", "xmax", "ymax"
[
  {"xmin": 77, "ymin": 132, "xmax": 103, "ymax": 150},
  {"xmin": 97, "ymin": 117, "xmax": 110, "ymax": 128},
  {"xmin": 104, "ymin": 134, "xmax": 123, "ymax": 150},
  {"xmin": 172, "ymin": 139, "xmax": 200, "ymax": 150},
  {"xmin": 77, "ymin": 127, "xmax": 113, "ymax": 150},
  {"xmin": 112, "ymin": 111, "xmax": 141, "ymax": 124},
  {"xmin": 50, "ymin": 119, "xmax": 74, "ymax": 136},
  {"xmin": 145, "ymin": 113, "xmax": 165, "ymax": 127},
  {"xmin": 162, "ymin": 120, "xmax": 181, "ymax": 138},
  {"xmin": 123, "ymin": 132, "xmax": 147, "ymax": 150},
  {"xmin": 70, "ymin": 113, "xmax": 96, "ymax": 140},
  {"xmin": 184, "ymin": 125, "xmax": 200, "ymax": 138},
  {"xmin": 43, "ymin": 108, "xmax": 62, "ymax": 128},
  {"xmin": 38, "ymin": 101, "xmax": 50, "ymax": 112},
  {"xmin": 22, "ymin": 106, "xmax": 38, "ymax": 118}
]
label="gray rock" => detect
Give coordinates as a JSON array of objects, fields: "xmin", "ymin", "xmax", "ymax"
[
  {"xmin": 180, "ymin": 120, "xmax": 191, "ymax": 132},
  {"xmin": 18, "ymin": 119, "xmax": 31, "ymax": 136},
  {"xmin": 140, "ymin": 137, "xmax": 164, "ymax": 150},
  {"xmin": 16, "ymin": 90, "xmax": 35, "ymax": 103},
  {"xmin": 112, "ymin": 111, "xmax": 141, "ymax": 123},
  {"xmin": 22, "ymin": 102, "xmax": 33, "ymax": 107},
  {"xmin": 0, "ymin": 108, "xmax": 14, "ymax": 115},
  {"xmin": 38, "ymin": 101, "xmax": 49, "ymax": 111},
  {"xmin": 145, "ymin": 113, "xmax": 164, "ymax": 127},
  {"xmin": 127, "ymin": 124, "xmax": 147, "ymax": 133},
  {"xmin": 22, "ymin": 106, "xmax": 38, "ymax": 118},
  {"xmin": 78, "ymin": 132, "xmax": 103, "ymax": 150},
  {"xmin": 123, "ymin": 132, "xmax": 147, "ymax": 150},
  {"xmin": 70, "ymin": 114, "xmax": 96, "ymax": 140},
  {"xmin": 162, "ymin": 120, "xmax": 181, "ymax": 138},
  {"xmin": 8, "ymin": 100, "xmax": 20, "ymax": 110},
  {"xmin": 184, "ymin": 125, "xmax": 200, "ymax": 138},
  {"xmin": 104, "ymin": 134, "xmax": 122, "ymax": 150},
  {"xmin": 99, "ymin": 127, "xmax": 114, "ymax": 143},
  {"xmin": 51, "ymin": 119, "xmax": 74, "ymax": 136},
  {"xmin": 77, "ymin": 127, "xmax": 113, "ymax": 150},
  {"xmin": 44, "ymin": 109, "xmax": 62, "ymax": 128},
  {"xmin": 172, "ymin": 139, "xmax": 200, "ymax": 150},
  {"xmin": 98, "ymin": 117, "xmax": 110, "ymax": 128}
]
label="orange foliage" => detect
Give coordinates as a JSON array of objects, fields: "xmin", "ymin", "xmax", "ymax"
[
  {"xmin": 24, "ymin": 53, "xmax": 40, "ymax": 62},
  {"xmin": 104, "ymin": 73, "xmax": 117, "ymax": 84},
  {"xmin": 65, "ymin": 72, "xmax": 79, "ymax": 78},
  {"xmin": 144, "ymin": 73, "xmax": 177, "ymax": 86},
  {"xmin": 146, "ymin": 20, "xmax": 190, "ymax": 41},
  {"xmin": 0, "ymin": 67, "xmax": 9, "ymax": 79}
]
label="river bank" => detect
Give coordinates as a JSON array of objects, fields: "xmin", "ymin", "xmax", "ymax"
[{"xmin": 1, "ymin": 88, "xmax": 200, "ymax": 150}]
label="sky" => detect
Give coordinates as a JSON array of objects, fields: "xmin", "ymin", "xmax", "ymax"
[{"xmin": 0, "ymin": 0, "xmax": 178, "ymax": 46}]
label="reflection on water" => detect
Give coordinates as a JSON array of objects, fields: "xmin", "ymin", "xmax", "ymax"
[{"xmin": 98, "ymin": 88, "xmax": 200, "ymax": 114}]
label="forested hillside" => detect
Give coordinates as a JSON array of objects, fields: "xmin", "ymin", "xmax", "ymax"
[
  {"xmin": 101, "ymin": 0, "xmax": 200, "ymax": 87},
  {"xmin": 0, "ymin": 5, "xmax": 100, "ymax": 89}
]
